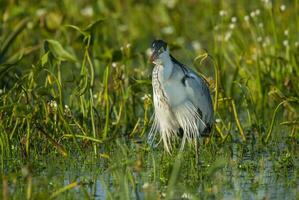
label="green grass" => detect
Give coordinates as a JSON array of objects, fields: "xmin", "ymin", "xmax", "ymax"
[{"xmin": 0, "ymin": 0, "xmax": 298, "ymax": 199}]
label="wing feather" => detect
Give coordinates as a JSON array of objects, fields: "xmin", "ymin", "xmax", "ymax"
[{"xmin": 184, "ymin": 71, "xmax": 213, "ymax": 125}]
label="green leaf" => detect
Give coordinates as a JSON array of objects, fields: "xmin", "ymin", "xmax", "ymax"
[
  {"xmin": 0, "ymin": 17, "xmax": 30, "ymax": 57},
  {"xmin": 41, "ymin": 52, "xmax": 49, "ymax": 66},
  {"xmin": 44, "ymin": 39, "xmax": 77, "ymax": 62},
  {"xmin": 66, "ymin": 25, "xmax": 89, "ymax": 37},
  {"xmin": 85, "ymin": 19, "xmax": 104, "ymax": 33}
]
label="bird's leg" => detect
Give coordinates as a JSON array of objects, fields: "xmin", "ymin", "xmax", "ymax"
[
  {"xmin": 177, "ymin": 127, "xmax": 184, "ymax": 138},
  {"xmin": 201, "ymin": 123, "xmax": 212, "ymax": 137},
  {"xmin": 179, "ymin": 135, "xmax": 187, "ymax": 152},
  {"xmin": 194, "ymin": 139, "xmax": 198, "ymax": 165}
]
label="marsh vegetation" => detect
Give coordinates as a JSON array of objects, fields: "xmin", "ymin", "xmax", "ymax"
[{"xmin": 0, "ymin": 0, "xmax": 298, "ymax": 199}]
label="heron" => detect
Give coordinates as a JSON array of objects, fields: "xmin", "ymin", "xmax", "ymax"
[{"xmin": 148, "ymin": 39, "xmax": 213, "ymax": 152}]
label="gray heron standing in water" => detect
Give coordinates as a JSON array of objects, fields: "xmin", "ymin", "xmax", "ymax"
[{"xmin": 148, "ymin": 40, "xmax": 213, "ymax": 152}]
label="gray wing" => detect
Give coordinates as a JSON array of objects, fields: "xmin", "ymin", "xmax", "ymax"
[
  {"xmin": 170, "ymin": 55, "xmax": 213, "ymax": 129},
  {"xmin": 183, "ymin": 70, "xmax": 214, "ymax": 126}
]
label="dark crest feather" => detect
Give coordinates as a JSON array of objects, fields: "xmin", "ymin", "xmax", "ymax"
[{"xmin": 151, "ymin": 40, "xmax": 167, "ymax": 51}]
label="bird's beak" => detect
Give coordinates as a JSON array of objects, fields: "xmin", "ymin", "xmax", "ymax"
[{"xmin": 150, "ymin": 50, "xmax": 158, "ymax": 63}]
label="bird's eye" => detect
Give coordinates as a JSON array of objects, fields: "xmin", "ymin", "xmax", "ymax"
[{"xmin": 158, "ymin": 48, "xmax": 163, "ymax": 54}]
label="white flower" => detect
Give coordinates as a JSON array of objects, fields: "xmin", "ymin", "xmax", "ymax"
[
  {"xmin": 50, "ymin": 100, "xmax": 57, "ymax": 109},
  {"xmin": 250, "ymin": 11, "xmax": 256, "ymax": 18},
  {"xmin": 48, "ymin": 100, "xmax": 58, "ymax": 112},
  {"xmin": 146, "ymin": 48, "xmax": 152, "ymax": 57},
  {"xmin": 36, "ymin": 9, "xmax": 46, "ymax": 17},
  {"xmin": 141, "ymin": 94, "xmax": 151, "ymax": 101},
  {"xmin": 258, "ymin": 23, "xmax": 264, "ymax": 28},
  {"xmin": 219, "ymin": 10, "xmax": 227, "ymax": 16},
  {"xmin": 280, "ymin": 4, "xmax": 286, "ymax": 11},
  {"xmin": 255, "ymin": 9, "xmax": 260, "ymax": 16},
  {"xmin": 284, "ymin": 29, "xmax": 289, "ymax": 36},
  {"xmin": 295, "ymin": 42, "xmax": 299, "ymax": 47},
  {"xmin": 229, "ymin": 23, "xmax": 235, "ymax": 29},
  {"xmin": 0, "ymin": 89, "xmax": 3, "ymax": 94},
  {"xmin": 126, "ymin": 43, "xmax": 131, "ymax": 49},
  {"xmin": 262, "ymin": 0, "xmax": 272, "ymax": 9},
  {"xmin": 283, "ymin": 40, "xmax": 289, "ymax": 47},
  {"xmin": 231, "ymin": 16, "xmax": 237, "ymax": 23},
  {"xmin": 81, "ymin": 6, "xmax": 93, "ymax": 17},
  {"xmin": 112, "ymin": 62, "xmax": 117, "ymax": 68},
  {"xmin": 257, "ymin": 37, "xmax": 262, "ymax": 42},
  {"xmin": 64, "ymin": 105, "xmax": 71, "ymax": 116},
  {"xmin": 162, "ymin": 0, "xmax": 177, "ymax": 8},
  {"xmin": 244, "ymin": 15, "xmax": 250, "ymax": 21},
  {"xmin": 191, "ymin": 41, "xmax": 201, "ymax": 51},
  {"xmin": 214, "ymin": 25, "xmax": 219, "ymax": 31},
  {"xmin": 262, "ymin": 37, "xmax": 271, "ymax": 47},
  {"xmin": 162, "ymin": 26, "xmax": 174, "ymax": 35},
  {"xmin": 181, "ymin": 192, "xmax": 192, "ymax": 199},
  {"xmin": 224, "ymin": 32, "xmax": 232, "ymax": 41},
  {"xmin": 142, "ymin": 182, "xmax": 150, "ymax": 189}
]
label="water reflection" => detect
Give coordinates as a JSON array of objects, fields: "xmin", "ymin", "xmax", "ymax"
[{"xmin": 5, "ymin": 140, "xmax": 297, "ymax": 199}]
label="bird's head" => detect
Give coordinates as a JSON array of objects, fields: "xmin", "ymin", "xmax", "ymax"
[{"xmin": 150, "ymin": 40, "xmax": 169, "ymax": 65}]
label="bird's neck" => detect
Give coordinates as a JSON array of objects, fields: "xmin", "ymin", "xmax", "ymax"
[{"xmin": 159, "ymin": 56, "xmax": 173, "ymax": 81}]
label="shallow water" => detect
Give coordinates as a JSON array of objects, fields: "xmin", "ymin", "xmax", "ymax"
[
  {"xmin": 222, "ymin": 147, "xmax": 296, "ymax": 200},
  {"xmin": 3, "ymin": 137, "xmax": 298, "ymax": 200}
]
